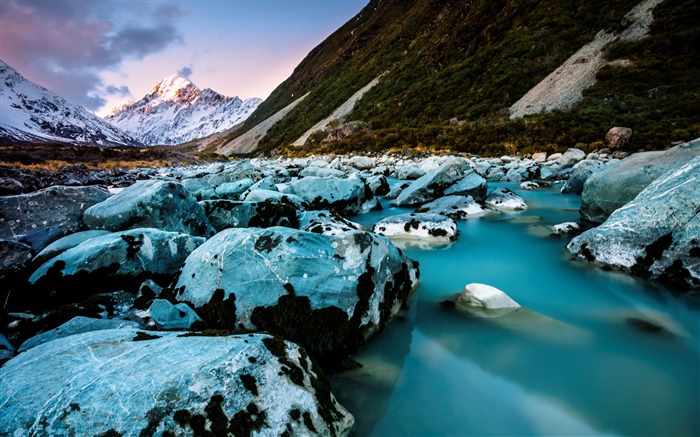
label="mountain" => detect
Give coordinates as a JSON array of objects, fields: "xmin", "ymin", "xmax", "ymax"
[
  {"xmin": 105, "ymin": 75, "xmax": 262, "ymax": 146},
  {"xmin": 0, "ymin": 60, "xmax": 141, "ymax": 147},
  {"xmin": 218, "ymin": 0, "xmax": 699, "ymax": 156}
]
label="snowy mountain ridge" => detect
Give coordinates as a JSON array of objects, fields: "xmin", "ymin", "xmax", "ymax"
[
  {"xmin": 105, "ymin": 74, "xmax": 262, "ymax": 146},
  {"xmin": 0, "ymin": 60, "xmax": 141, "ymax": 146}
]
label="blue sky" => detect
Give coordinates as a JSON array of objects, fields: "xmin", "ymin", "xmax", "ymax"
[{"xmin": 0, "ymin": 0, "xmax": 367, "ymax": 115}]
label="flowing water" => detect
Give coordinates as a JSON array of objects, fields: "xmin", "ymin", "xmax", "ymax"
[{"xmin": 333, "ymin": 181, "xmax": 700, "ymax": 437}]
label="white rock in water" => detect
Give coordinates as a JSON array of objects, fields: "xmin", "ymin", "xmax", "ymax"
[
  {"xmin": 484, "ymin": 187, "xmax": 528, "ymax": 211},
  {"xmin": 552, "ymin": 222, "xmax": 580, "ymax": 235},
  {"xmin": 372, "ymin": 213, "xmax": 457, "ymax": 246},
  {"xmin": 520, "ymin": 181, "xmax": 540, "ymax": 190},
  {"xmin": 456, "ymin": 283, "xmax": 521, "ymax": 317}
]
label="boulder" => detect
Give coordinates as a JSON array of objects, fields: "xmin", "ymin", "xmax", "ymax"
[
  {"xmin": 605, "ymin": 127, "xmax": 633, "ymax": 149},
  {"xmin": 240, "ymin": 176, "xmax": 278, "ymax": 199},
  {"xmin": 0, "ymin": 329, "xmax": 354, "ymax": 436},
  {"xmin": 393, "ymin": 158, "xmax": 467, "ymax": 207},
  {"xmin": 244, "ymin": 189, "xmax": 308, "ymax": 210},
  {"xmin": 0, "ymin": 240, "xmax": 33, "ymax": 287},
  {"xmin": 214, "ymin": 178, "xmax": 256, "ymax": 200},
  {"xmin": 372, "ymin": 213, "xmax": 457, "ymax": 245},
  {"xmin": 298, "ymin": 211, "xmax": 363, "ymax": 235},
  {"xmin": 174, "ymin": 227, "xmax": 418, "ymax": 362},
  {"xmin": 455, "ymin": 283, "xmax": 521, "ymax": 317},
  {"xmin": 18, "ymin": 316, "xmax": 138, "ymax": 352},
  {"xmin": 149, "ymin": 299, "xmax": 201, "ymax": 330},
  {"xmin": 181, "ymin": 178, "xmax": 217, "ymax": 201},
  {"xmin": 561, "ymin": 160, "xmax": 607, "ymax": 195},
  {"xmin": 347, "ymin": 156, "xmax": 376, "ymax": 170},
  {"xmin": 205, "ymin": 162, "xmax": 265, "ymax": 187},
  {"xmin": 552, "ymin": 222, "xmax": 581, "ymax": 235},
  {"xmin": 555, "ymin": 148, "xmax": 586, "ymax": 168},
  {"xmin": 532, "ymin": 152, "xmax": 547, "ymax": 162},
  {"xmin": 567, "ymin": 154, "xmax": 700, "ymax": 290},
  {"xmin": 30, "ymin": 228, "xmax": 205, "ymax": 300},
  {"xmin": 415, "ymin": 195, "xmax": 485, "ymax": 219},
  {"xmin": 580, "ymin": 139, "xmax": 700, "ymax": 224},
  {"xmin": 443, "ymin": 170, "xmax": 488, "ymax": 201},
  {"xmin": 384, "ymin": 182, "xmax": 410, "ymax": 200},
  {"xmin": 395, "ymin": 164, "xmax": 426, "ymax": 180},
  {"xmin": 0, "ymin": 186, "xmax": 110, "ymax": 240},
  {"xmin": 200, "ymin": 200, "xmax": 298, "ymax": 232},
  {"xmin": 484, "ymin": 187, "xmax": 528, "ymax": 211},
  {"xmin": 283, "ymin": 176, "xmax": 372, "ymax": 216},
  {"xmin": 366, "ymin": 175, "xmax": 390, "ymax": 196},
  {"xmin": 519, "ymin": 181, "xmax": 540, "ymax": 190},
  {"xmin": 84, "ymin": 180, "xmax": 215, "ymax": 237},
  {"xmin": 33, "ymin": 230, "xmax": 111, "ymax": 264},
  {"xmin": 299, "ymin": 166, "xmax": 346, "ymax": 179},
  {"xmin": 0, "ymin": 334, "xmax": 14, "ymax": 363}
]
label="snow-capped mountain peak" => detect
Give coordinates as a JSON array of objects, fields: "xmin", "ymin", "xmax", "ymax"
[
  {"xmin": 0, "ymin": 59, "xmax": 141, "ymax": 146},
  {"xmin": 105, "ymin": 73, "xmax": 262, "ymax": 145}
]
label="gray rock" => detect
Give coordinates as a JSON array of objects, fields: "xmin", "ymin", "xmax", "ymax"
[
  {"xmin": 0, "ymin": 329, "xmax": 354, "ymax": 436},
  {"xmin": 456, "ymin": 283, "xmax": 521, "ymax": 317},
  {"xmin": 519, "ymin": 181, "xmax": 540, "ymax": 190},
  {"xmin": 174, "ymin": 227, "xmax": 418, "ymax": 361},
  {"xmin": 298, "ymin": 210, "xmax": 362, "ymax": 235},
  {"xmin": 149, "ymin": 299, "xmax": 201, "ymax": 330},
  {"xmin": 30, "ymin": 228, "xmax": 205, "ymax": 297},
  {"xmin": 214, "ymin": 178, "xmax": 255, "ymax": 200},
  {"xmin": 0, "ymin": 240, "xmax": 33, "ymax": 282},
  {"xmin": 205, "ymin": 161, "xmax": 265, "ymax": 187},
  {"xmin": 555, "ymin": 148, "xmax": 586, "ymax": 168},
  {"xmin": 283, "ymin": 176, "xmax": 372, "ymax": 215},
  {"xmin": 33, "ymin": 230, "xmax": 111, "ymax": 264},
  {"xmin": 347, "ymin": 156, "xmax": 376, "ymax": 170},
  {"xmin": 561, "ymin": 160, "xmax": 607, "ymax": 194},
  {"xmin": 552, "ymin": 222, "xmax": 581, "ymax": 235},
  {"xmin": 0, "ymin": 186, "xmax": 110, "ymax": 240},
  {"xmin": 393, "ymin": 158, "xmax": 467, "ymax": 207},
  {"xmin": 394, "ymin": 164, "xmax": 426, "ymax": 180},
  {"xmin": 240, "ymin": 175, "xmax": 278, "ymax": 199},
  {"xmin": 580, "ymin": 139, "xmax": 700, "ymax": 224},
  {"xmin": 181, "ymin": 178, "xmax": 217, "ymax": 201},
  {"xmin": 18, "ymin": 316, "xmax": 138, "ymax": 352},
  {"xmin": 372, "ymin": 213, "xmax": 458, "ymax": 245},
  {"xmin": 567, "ymin": 154, "xmax": 700, "ymax": 290},
  {"xmin": 366, "ymin": 175, "xmax": 390, "ymax": 196},
  {"xmin": 300, "ymin": 166, "xmax": 346, "ymax": 178},
  {"xmin": 384, "ymin": 182, "xmax": 410, "ymax": 200},
  {"xmin": 484, "ymin": 187, "xmax": 528, "ymax": 211},
  {"xmin": 415, "ymin": 195, "xmax": 485, "ymax": 219},
  {"xmin": 13, "ymin": 226, "xmax": 64, "ymax": 254},
  {"xmin": 84, "ymin": 180, "xmax": 215, "ymax": 237},
  {"xmin": 443, "ymin": 170, "xmax": 488, "ymax": 201},
  {"xmin": 243, "ymin": 189, "xmax": 309, "ymax": 210},
  {"xmin": 200, "ymin": 199, "xmax": 298, "ymax": 232}
]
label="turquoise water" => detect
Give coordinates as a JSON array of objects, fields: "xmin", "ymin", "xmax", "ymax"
[{"xmin": 333, "ymin": 182, "xmax": 700, "ymax": 436}]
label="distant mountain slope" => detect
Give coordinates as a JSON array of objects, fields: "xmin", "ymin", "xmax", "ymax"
[
  {"xmin": 0, "ymin": 60, "xmax": 141, "ymax": 147},
  {"xmin": 105, "ymin": 75, "xmax": 262, "ymax": 146},
  {"xmin": 227, "ymin": 0, "xmax": 699, "ymax": 156}
]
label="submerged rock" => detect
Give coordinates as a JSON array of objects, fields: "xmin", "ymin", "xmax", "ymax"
[
  {"xmin": 84, "ymin": 180, "xmax": 215, "ymax": 237},
  {"xmin": 568, "ymin": 154, "xmax": 700, "ymax": 290},
  {"xmin": 455, "ymin": 283, "xmax": 521, "ymax": 317},
  {"xmin": 174, "ymin": 227, "xmax": 418, "ymax": 362},
  {"xmin": 0, "ymin": 186, "xmax": 110, "ymax": 240},
  {"xmin": 484, "ymin": 187, "xmax": 528, "ymax": 211},
  {"xmin": 0, "ymin": 329, "xmax": 354, "ymax": 436},
  {"xmin": 580, "ymin": 139, "xmax": 700, "ymax": 224},
  {"xmin": 372, "ymin": 213, "xmax": 457, "ymax": 246},
  {"xmin": 30, "ymin": 228, "xmax": 205, "ymax": 300}
]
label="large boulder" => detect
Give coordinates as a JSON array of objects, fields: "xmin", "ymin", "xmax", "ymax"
[
  {"xmin": 200, "ymin": 199, "xmax": 298, "ymax": 232},
  {"xmin": 554, "ymin": 148, "xmax": 586, "ymax": 169},
  {"xmin": 283, "ymin": 176, "xmax": 373, "ymax": 216},
  {"xmin": 297, "ymin": 210, "xmax": 363, "ymax": 236},
  {"xmin": 372, "ymin": 213, "xmax": 457, "ymax": 246},
  {"xmin": 243, "ymin": 189, "xmax": 308, "ymax": 210},
  {"xmin": 580, "ymin": 139, "xmax": 700, "ymax": 224},
  {"xmin": 443, "ymin": 170, "xmax": 488, "ymax": 201},
  {"xmin": 605, "ymin": 126, "xmax": 633, "ymax": 149},
  {"xmin": 484, "ymin": 187, "xmax": 527, "ymax": 211},
  {"xmin": 0, "ymin": 186, "xmax": 110, "ymax": 240},
  {"xmin": 84, "ymin": 180, "xmax": 215, "ymax": 237},
  {"xmin": 0, "ymin": 329, "xmax": 354, "ymax": 436},
  {"xmin": 393, "ymin": 158, "xmax": 467, "ymax": 207},
  {"xmin": 18, "ymin": 316, "xmax": 138, "ymax": 352},
  {"xmin": 214, "ymin": 178, "xmax": 255, "ymax": 200},
  {"xmin": 33, "ymin": 230, "xmax": 111, "ymax": 264},
  {"xmin": 174, "ymin": 227, "xmax": 418, "ymax": 362},
  {"xmin": 30, "ymin": 228, "xmax": 205, "ymax": 301},
  {"xmin": 561, "ymin": 160, "xmax": 607, "ymax": 195},
  {"xmin": 415, "ymin": 195, "xmax": 485, "ymax": 219},
  {"xmin": 568, "ymin": 154, "xmax": 700, "ymax": 290}
]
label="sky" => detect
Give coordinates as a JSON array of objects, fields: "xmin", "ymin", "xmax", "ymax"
[{"xmin": 0, "ymin": 0, "xmax": 367, "ymax": 116}]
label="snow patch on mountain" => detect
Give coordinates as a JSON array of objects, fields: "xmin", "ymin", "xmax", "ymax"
[
  {"xmin": 0, "ymin": 60, "xmax": 141, "ymax": 146},
  {"xmin": 105, "ymin": 74, "xmax": 262, "ymax": 146}
]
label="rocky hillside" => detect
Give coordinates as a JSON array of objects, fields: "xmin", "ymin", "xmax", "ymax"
[
  {"xmin": 219, "ymin": 0, "xmax": 699, "ymax": 156},
  {"xmin": 0, "ymin": 60, "xmax": 141, "ymax": 147},
  {"xmin": 105, "ymin": 74, "xmax": 262, "ymax": 146}
]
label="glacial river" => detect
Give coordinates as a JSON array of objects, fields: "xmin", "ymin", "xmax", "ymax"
[{"xmin": 332, "ymin": 181, "xmax": 700, "ymax": 436}]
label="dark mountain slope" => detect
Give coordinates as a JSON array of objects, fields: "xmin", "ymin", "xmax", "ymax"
[{"xmin": 231, "ymin": 0, "xmax": 699, "ymax": 156}]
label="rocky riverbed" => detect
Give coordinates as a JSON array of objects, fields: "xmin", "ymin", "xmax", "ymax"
[{"xmin": 1, "ymin": 139, "xmax": 698, "ymax": 435}]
